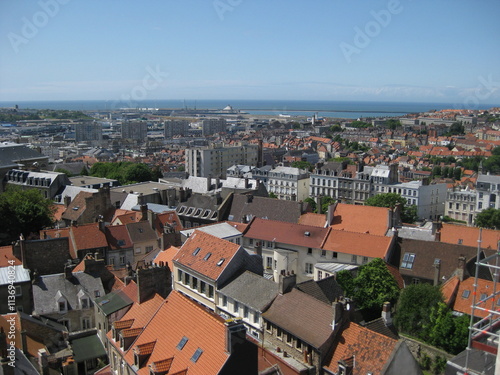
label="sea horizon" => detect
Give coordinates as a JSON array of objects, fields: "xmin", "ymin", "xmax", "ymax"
[{"xmin": 0, "ymin": 99, "xmax": 497, "ymax": 120}]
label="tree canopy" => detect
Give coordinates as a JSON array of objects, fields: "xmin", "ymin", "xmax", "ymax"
[
  {"xmin": 0, "ymin": 187, "xmax": 55, "ymax": 244},
  {"xmin": 336, "ymin": 258, "xmax": 400, "ymax": 312},
  {"xmin": 365, "ymin": 193, "xmax": 418, "ymax": 223},
  {"xmin": 475, "ymin": 207, "xmax": 500, "ymax": 229},
  {"xmin": 394, "ymin": 283, "xmax": 443, "ymax": 337},
  {"xmin": 89, "ymin": 162, "xmax": 162, "ymax": 185}
]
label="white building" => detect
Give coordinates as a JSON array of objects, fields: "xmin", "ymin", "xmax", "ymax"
[{"xmin": 267, "ymin": 166, "xmax": 310, "ymax": 201}]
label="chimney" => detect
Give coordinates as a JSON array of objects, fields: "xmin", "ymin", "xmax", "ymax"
[
  {"xmin": 225, "ymin": 319, "xmax": 246, "ymax": 354},
  {"xmin": 332, "ymin": 300, "xmax": 344, "ymax": 331},
  {"xmin": 254, "ymin": 241, "xmax": 262, "ymax": 257},
  {"xmin": 246, "ymin": 194, "xmax": 253, "ymax": 203},
  {"xmin": 98, "ymin": 216, "xmax": 105, "ymax": 233},
  {"xmin": 216, "ymin": 176, "xmax": 220, "ymax": 188},
  {"xmin": 64, "ymin": 196, "xmax": 71, "ymax": 207},
  {"xmin": 456, "ymin": 255, "xmax": 466, "ymax": 281},
  {"xmin": 140, "ymin": 204, "xmax": 148, "ymax": 221},
  {"xmin": 207, "ymin": 175, "xmax": 212, "ymax": 191},
  {"xmin": 278, "ymin": 272, "xmax": 296, "ymax": 294},
  {"xmin": 433, "ymin": 258, "xmax": 441, "ymax": 286},
  {"xmin": 64, "ymin": 262, "xmax": 73, "ymax": 279},
  {"xmin": 244, "ymin": 177, "xmax": 249, "ymax": 189},
  {"xmin": 381, "ymin": 302, "xmax": 392, "ymax": 326},
  {"xmin": 316, "ymin": 195, "xmax": 322, "ymax": 214},
  {"xmin": 327, "ymin": 201, "xmax": 337, "ymax": 225},
  {"xmin": 148, "ymin": 210, "xmax": 157, "ymax": 230},
  {"xmin": 435, "ymin": 230, "xmax": 441, "ymax": 242}
]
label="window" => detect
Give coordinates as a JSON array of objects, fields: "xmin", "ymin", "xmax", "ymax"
[
  {"xmin": 286, "ymin": 333, "xmax": 293, "ymax": 346},
  {"xmin": 177, "ymin": 336, "xmax": 188, "ymax": 350},
  {"xmin": 222, "ymin": 295, "xmax": 227, "ymax": 307},
  {"xmin": 480, "ymin": 293, "xmax": 487, "ymax": 301},
  {"xmin": 120, "ymin": 256, "xmax": 126, "ymax": 265},
  {"xmin": 208, "ymin": 285, "xmax": 214, "ymax": 299},
  {"xmin": 82, "ymin": 318, "xmax": 91, "ymax": 330},
  {"xmin": 81, "ymin": 298, "xmax": 89, "ymax": 309},
  {"xmin": 59, "ymin": 301, "xmax": 66, "ymax": 312},
  {"xmin": 332, "ymin": 252, "xmax": 338, "ymax": 258},
  {"xmin": 192, "ymin": 247, "xmax": 201, "ymax": 256},
  {"xmin": 177, "ymin": 269, "xmax": 183, "ymax": 281},
  {"xmin": 145, "ymin": 246, "xmax": 153, "ymax": 253},
  {"xmin": 266, "ymin": 321, "xmax": 272, "ymax": 333},
  {"xmin": 321, "ymin": 250, "xmax": 326, "ymax": 257},
  {"xmin": 363, "ymin": 256, "xmax": 369, "ymax": 264},
  {"xmin": 401, "ymin": 253, "xmax": 416, "ymax": 269},
  {"xmin": 412, "ymin": 278, "xmax": 420, "ymax": 284},
  {"xmin": 203, "ymin": 252, "xmax": 212, "ymax": 261},
  {"xmin": 244, "ymin": 306, "xmax": 249, "ymax": 319},
  {"xmin": 184, "ymin": 273, "xmax": 190, "ymax": 285},
  {"xmin": 277, "ymin": 327, "xmax": 283, "ymax": 340},
  {"xmin": 266, "ymin": 257, "xmax": 273, "ymax": 269},
  {"xmin": 307, "ymin": 248, "xmax": 312, "ymax": 255},
  {"xmin": 192, "ymin": 277, "xmax": 198, "ymax": 290},
  {"xmin": 462, "ymin": 290, "xmax": 470, "ymax": 299},
  {"xmin": 135, "ymin": 247, "xmax": 141, "ymax": 254},
  {"xmin": 233, "ymin": 301, "xmax": 239, "ymax": 313},
  {"xmin": 249, "ymin": 239, "xmax": 254, "ymax": 245},
  {"xmin": 110, "ymin": 257, "xmax": 115, "ymax": 266},
  {"xmin": 191, "ymin": 348, "xmax": 203, "ymax": 363},
  {"xmin": 94, "ymin": 290, "xmax": 100, "ymax": 298},
  {"xmin": 318, "ymin": 271, "xmax": 323, "ymax": 280},
  {"xmin": 253, "ymin": 313, "xmax": 259, "ymax": 324},
  {"xmin": 295, "ymin": 339, "xmax": 302, "ymax": 351},
  {"xmin": 305, "ymin": 263, "xmax": 313, "ymax": 274},
  {"xmin": 351, "ymin": 254, "xmax": 357, "ymax": 264}
]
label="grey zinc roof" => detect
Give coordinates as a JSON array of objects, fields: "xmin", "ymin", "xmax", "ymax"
[
  {"xmin": 0, "ymin": 142, "xmax": 48, "ymax": 168},
  {"xmin": 477, "ymin": 173, "xmax": 500, "ymax": 185},
  {"xmin": 0, "ymin": 265, "xmax": 30, "ymax": 286},
  {"xmin": 32, "ymin": 271, "xmax": 105, "ymax": 315},
  {"xmin": 295, "ymin": 277, "xmax": 344, "ymax": 305},
  {"xmin": 218, "ymin": 271, "xmax": 279, "ymax": 312},
  {"xmin": 181, "ymin": 222, "xmax": 242, "ymax": 240},
  {"xmin": 228, "ymin": 195, "xmax": 309, "ymax": 223},
  {"xmin": 95, "ymin": 290, "xmax": 134, "ymax": 316}
]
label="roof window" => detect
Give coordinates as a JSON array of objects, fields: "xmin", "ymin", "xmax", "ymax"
[
  {"xmin": 191, "ymin": 348, "xmax": 203, "ymax": 363},
  {"xmin": 401, "ymin": 253, "xmax": 415, "ymax": 269},
  {"xmin": 176, "ymin": 336, "xmax": 188, "ymax": 350},
  {"xmin": 192, "ymin": 247, "xmax": 201, "ymax": 256},
  {"xmin": 203, "ymin": 253, "xmax": 212, "ymax": 261},
  {"xmin": 216, "ymin": 258, "xmax": 225, "ymax": 266}
]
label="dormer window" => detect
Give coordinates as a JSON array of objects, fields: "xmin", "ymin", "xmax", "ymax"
[{"xmin": 59, "ymin": 301, "xmax": 67, "ymax": 312}]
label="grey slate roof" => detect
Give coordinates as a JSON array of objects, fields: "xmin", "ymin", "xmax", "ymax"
[
  {"xmin": 218, "ymin": 271, "xmax": 279, "ymax": 312},
  {"xmin": 446, "ymin": 348, "xmax": 496, "ymax": 375},
  {"xmin": 228, "ymin": 195, "xmax": 310, "ymax": 223},
  {"xmin": 295, "ymin": 276, "xmax": 344, "ymax": 305},
  {"xmin": 32, "ymin": 271, "xmax": 105, "ymax": 315},
  {"xmin": 0, "ymin": 142, "xmax": 48, "ymax": 168},
  {"xmin": 263, "ymin": 288, "xmax": 334, "ymax": 349},
  {"xmin": 126, "ymin": 221, "xmax": 157, "ymax": 243}
]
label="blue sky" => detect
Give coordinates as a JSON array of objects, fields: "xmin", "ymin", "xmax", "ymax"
[{"xmin": 1, "ymin": 0, "xmax": 500, "ymax": 104}]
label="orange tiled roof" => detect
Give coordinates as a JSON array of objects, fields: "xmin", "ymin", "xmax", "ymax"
[
  {"xmin": 441, "ymin": 275, "xmax": 460, "ymax": 307},
  {"xmin": 120, "ymin": 280, "xmax": 139, "ymax": 304},
  {"xmin": 122, "ymin": 327, "xmax": 143, "ymax": 338},
  {"xmin": 119, "ymin": 294, "xmax": 164, "ymax": 330},
  {"xmin": 155, "ymin": 211, "xmax": 183, "ymax": 236},
  {"xmin": 153, "ymin": 246, "xmax": 179, "ymax": 268},
  {"xmin": 298, "ymin": 213, "xmax": 326, "ymax": 227},
  {"xmin": 174, "ymin": 231, "xmax": 241, "ymax": 281},
  {"xmin": 225, "ymin": 221, "xmax": 248, "ymax": 233},
  {"xmin": 150, "ymin": 358, "xmax": 173, "ymax": 373},
  {"xmin": 70, "ymin": 223, "xmax": 108, "ymax": 251},
  {"xmin": 439, "ymin": 224, "xmax": 500, "ymax": 249},
  {"xmin": 322, "ymin": 230, "xmax": 393, "ymax": 259},
  {"xmin": 52, "ymin": 204, "xmax": 66, "ymax": 221},
  {"xmin": 0, "ymin": 246, "xmax": 21, "ymax": 267},
  {"xmin": 330, "ymin": 203, "xmax": 390, "ymax": 236},
  {"xmin": 452, "ymin": 278, "xmax": 499, "ymax": 319},
  {"xmin": 134, "ymin": 341, "xmax": 156, "ymax": 355},
  {"xmin": 122, "ymin": 291, "xmax": 229, "ymax": 375},
  {"xmin": 114, "ymin": 319, "xmax": 134, "ymax": 330},
  {"xmin": 244, "ymin": 218, "xmax": 329, "ymax": 249},
  {"xmin": 324, "ymin": 321, "xmax": 398, "ymax": 374}
]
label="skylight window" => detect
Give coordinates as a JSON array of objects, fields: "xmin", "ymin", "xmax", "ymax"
[
  {"xmin": 216, "ymin": 258, "xmax": 225, "ymax": 266},
  {"xmin": 203, "ymin": 252, "xmax": 212, "ymax": 261},
  {"xmin": 191, "ymin": 348, "xmax": 203, "ymax": 363},
  {"xmin": 176, "ymin": 336, "xmax": 188, "ymax": 350},
  {"xmin": 480, "ymin": 293, "xmax": 487, "ymax": 301},
  {"xmin": 401, "ymin": 253, "xmax": 415, "ymax": 269},
  {"xmin": 462, "ymin": 290, "xmax": 470, "ymax": 299},
  {"xmin": 192, "ymin": 247, "xmax": 201, "ymax": 256}
]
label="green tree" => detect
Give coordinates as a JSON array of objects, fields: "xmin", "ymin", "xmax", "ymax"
[
  {"xmin": 291, "ymin": 161, "xmax": 313, "ymax": 171},
  {"xmin": 395, "ymin": 283, "xmax": 443, "ymax": 338},
  {"xmin": 329, "ymin": 124, "xmax": 342, "ymax": 133},
  {"xmin": 431, "ymin": 166, "xmax": 442, "ymax": 178},
  {"xmin": 54, "ymin": 168, "xmax": 73, "ymax": 177},
  {"xmin": 402, "ymin": 204, "xmax": 418, "ymax": 224},
  {"xmin": 475, "ymin": 207, "xmax": 500, "ymax": 229},
  {"xmin": 304, "ymin": 197, "xmax": 316, "ymax": 211},
  {"xmin": 320, "ymin": 196, "xmax": 336, "ymax": 214},
  {"xmin": 336, "ymin": 270, "xmax": 355, "ymax": 298},
  {"xmin": 365, "ymin": 193, "xmax": 417, "ymax": 224},
  {"xmin": 448, "ymin": 122, "xmax": 465, "ymax": 135},
  {"xmin": 269, "ymin": 192, "xmax": 278, "ymax": 199},
  {"xmin": 352, "ymin": 258, "xmax": 400, "ymax": 311},
  {"xmin": 386, "ymin": 119, "xmax": 402, "ymax": 130},
  {"xmin": 0, "ymin": 187, "xmax": 55, "ymax": 244}
]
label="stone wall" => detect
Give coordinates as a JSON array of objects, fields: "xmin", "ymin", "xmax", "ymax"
[{"xmin": 400, "ymin": 334, "xmax": 453, "ymax": 363}]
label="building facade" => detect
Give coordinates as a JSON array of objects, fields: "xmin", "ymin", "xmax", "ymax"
[{"xmin": 267, "ymin": 166, "xmax": 310, "ymax": 201}]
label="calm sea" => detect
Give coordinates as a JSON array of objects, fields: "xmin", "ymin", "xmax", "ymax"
[{"xmin": 0, "ymin": 99, "xmax": 495, "ymax": 119}]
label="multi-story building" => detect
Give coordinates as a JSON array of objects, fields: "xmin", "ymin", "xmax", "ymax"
[
  {"xmin": 267, "ymin": 166, "xmax": 310, "ymax": 201},
  {"xmin": 202, "ymin": 118, "xmax": 226, "ymax": 136},
  {"xmin": 75, "ymin": 121, "xmax": 102, "ymax": 143},
  {"xmin": 4, "ymin": 169, "xmax": 71, "ymax": 199},
  {"xmin": 476, "ymin": 173, "xmax": 500, "ymax": 211},
  {"xmin": 445, "ymin": 188, "xmax": 476, "ymax": 225},
  {"xmin": 164, "ymin": 119, "xmax": 190, "ymax": 138},
  {"xmin": 185, "ymin": 144, "xmax": 259, "ymax": 178},
  {"xmin": 121, "ymin": 121, "xmax": 147, "ymax": 141}
]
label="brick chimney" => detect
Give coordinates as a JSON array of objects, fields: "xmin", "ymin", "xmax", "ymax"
[
  {"xmin": 254, "ymin": 241, "xmax": 262, "ymax": 257},
  {"xmin": 140, "ymin": 204, "xmax": 148, "ymax": 221},
  {"xmin": 456, "ymin": 255, "xmax": 466, "ymax": 282}
]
